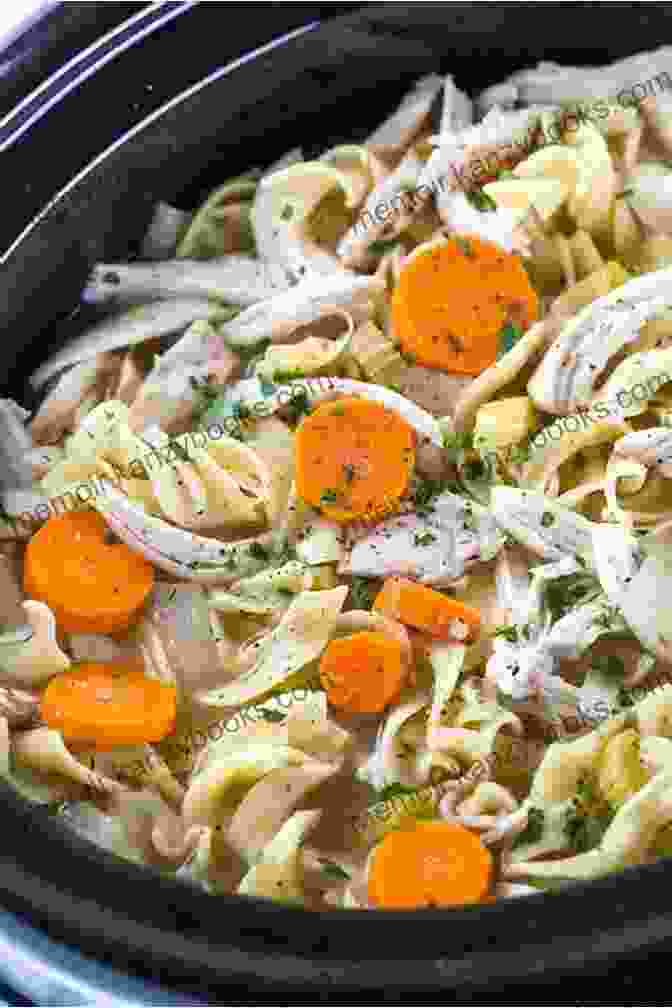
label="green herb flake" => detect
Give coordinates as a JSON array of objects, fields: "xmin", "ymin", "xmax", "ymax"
[
  {"xmin": 593, "ymin": 611, "xmax": 612, "ymax": 631},
  {"xmin": 280, "ymin": 203, "xmax": 294, "ymax": 221},
  {"xmin": 412, "ymin": 477, "xmax": 447, "ymax": 517},
  {"xmin": 272, "ymin": 369, "xmax": 305, "ymax": 383},
  {"xmin": 463, "ymin": 509, "xmax": 476, "ymax": 532},
  {"xmin": 258, "ymin": 708, "xmax": 286, "ymax": 723},
  {"xmin": 318, "ymin": 859, "xmax": 351, "ymax": 881},
  {"xmin": 545, "ymin": 572, "xmax": 602, "ymax": 624},
  {"xmin": 564, "ymin": 803, "xmax": 597, "ymax": 854},
  {"xmin": 575, "ymin": 775, "xmax": 598, "ymax": 807},
  {"xmin": 443, "ymin": 430, "xmax": 474, "ymax": 462},
  {"xmin": 512, "ymin": 807, "xmax": 545, "ymax": 848},
  {"xmin": 493, "ymin": 625, "xmax": 520, "ymax": 643},
  {"xmin": 320, "ymin": 488, "xmax": 340, "ymax": 504},
  {"xmin": 347, "ymin": 576, "xmax": 378, "ymax": 611},
  {"xmin": 463, "ymin": 458, "xmax": 486, "ymax": 481},
  {"xmin": 465, "ymin": 188, "xmax": 497, "ymax": 212},
  {"xmin": 44, "ymin": 800, "xmax": 68, "ymax": 816},
  {"xmin": 284, "ymin": 388, "xmax": 311, "ymax": 425},
  {"xmin": 189, "ymin": 376, "xmax": 220, "ymax": 402},
  {"xmin": 276, "ymin": 540, "xmax": 298, "ymax": 566},
  {"xmin": 564, "ymin": 774, "xmax": 616, "ymax": 854},
  {"xmin": 232, "ymin": 400, "xmax": 251, "ymax": 422},
  {"xmin": 378, "ymin": 782, "xmax": 419, "ymax": 802},
  {"xmin": 248, "ymin": 542, "xmax": 270, "ymax": 563},
  {"xmin": 368, "ymin": 238, "xmax": 400, "ymax": 255},
  {"xmin": 617, "ymin": 685, "xmax": 636, "ymax": 708},
  {"xmin": 590, "ymin": 655, "xmax": 626, "ymax": 678},
  {"xmin": 498, "ymin": 320, "xmax": 524, "ymax": 359},
  {"xmin": 414, "ymin": 531, "xmax": 437, "ymax": 547},
  {"xmin": 508, "ymin": 441, "xmax": 532, "ymax": 466},
  {"xmin": 454, "ymin": 235, "xmax": 475, "ymax": 258},
  {"xmin": 592, "ymin": 604, "xmax": 624, "ymax": 628},
  {"xmin": 541, "ymin": 511, "xmax": 556, "ymax": 528}
]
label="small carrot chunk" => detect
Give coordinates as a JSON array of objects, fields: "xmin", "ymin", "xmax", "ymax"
[
  {"xmin": 294, "ymin": 396, "xmax": 415, "ymax": 524},
  {"xmin": 319, "ymin": 630, "xmax": 406, "ymax": 714},
  {"xmin": 367, "ymin": 820, "xmax": 493, "ymax": 908},
  {"xmin": 391, "ymin": 234, "xmax": 539, "ymax": 375},
  {"xmin": 40, "ymin": 660, "xmax": 176, "ymax": 749},
  {"xmin": 373, "ymin": 577, "xmax": 480, "ymax": 640},
  {"xmin": 24, "ymin": 511, "xmax": 154, "ymax": 634}
]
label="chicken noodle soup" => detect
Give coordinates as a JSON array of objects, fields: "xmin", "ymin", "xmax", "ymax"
[{"xmin": 6, "ymin": 50, "xmax": 672, "ymax": 910}]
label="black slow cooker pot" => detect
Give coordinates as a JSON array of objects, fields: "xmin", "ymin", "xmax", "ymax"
[{"xmin": 2, "ymin": 3, "xmax": 672, "ymax": 1001}]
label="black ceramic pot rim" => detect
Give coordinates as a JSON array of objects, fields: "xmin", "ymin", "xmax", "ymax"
[
  {"xmin": 0, "ymin": 3, "xmax": 188, "ymax": 134},
  {"xmin": 0, "ymin": 3, "xmax": 320, "ymax": 259},
  {"xmin": 2, "ymin": 2, "xmax": 672, "ymax": 997}
]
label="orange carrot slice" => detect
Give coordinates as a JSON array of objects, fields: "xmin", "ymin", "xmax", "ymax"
[
  {"xmin": 367, "ymin": 820, "xmax": 493, "ymax": 908},
  {"xmin": 24, "ymin": 511, "xmax": 154, "ymax": 634},
  {"xmin": 40, "ymin": 659, "xmax": 176, "ymax": 748},
  {"xmin": 319, "ymin": 630, "xmax": 406, "ymax": 714},
  {"xmin": 391, "ymin": 234, "xmax": 539, "ymax": 375},
  {"xmin": 373, "ymin": 578, "xmax": 480, "ymax": 640},
  {"xmin": 294, "ymin": 396, "xmax": 415, "ymax": 523}
]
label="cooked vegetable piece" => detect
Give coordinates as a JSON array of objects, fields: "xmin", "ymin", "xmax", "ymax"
[
  {"xmin": 23, "ymin": 511, "xmax": 154, "ymax": 634},
  {"xmin": 367, "ymin": 820, "xmax": 493, "ymax": 908},
  {"xmin": 350, "ymin": 320, "xmax": 406, "ymax": 384},
  {"xmin": 294, "ymin": 396, "xmax": 415, "ymax": 523},
  {"xmin": 236, "ymin": 809, "xmax": 321, "ymax": 905},
  {"xmin": 199, "ymin": 586, "xmax": 348, "ymax": 708},
  {"xmin": 569, "ymin": 230, "xmax": 604, "ymax": 280},
  {"xmin": 183, "ymin": 742, "xmax": 308, "ymax": 827},
  {"xmin": 373, "ymin": 577, "xmax": 481, "ymax": 639},
  {"xmin": 255, "ymin": 325, "xmax": 352, "ymax": 382},
  {"xmin": 227, "ymin": 763, "xmax": 334, "ymax": 865},
  {"xmin": 549, "ymin": 263, "xmax": 613, "ymax": 319},
  {"xmin": 177, "ymin": 176, "xmax": 258, "ymax": 259},
  {"xmin": 0, "ymin": 600, "xmax": 71, "ymax": 687},
  {"xmin": 562, "ymin": 122, "xmax": 616, "ymax": 239},
  {"xmin": 631, "ymin": 235, "xmax": 672, "ymax": 275},
  {"xmin": 391, "ymin": 235, "xmax": 538, "ymax": 376},
  {"xmin": 318, "ymin": 630, "xmax": 406, "ymax": 714},
  {"xmin": 483, "ymin": 177, "xmax": 567, "ymax": 225},
  {"xmin": 596, "ymin": 729, "xmax": 649, "ymax": 807},
  {"xmin": 40, "ymin": 660, "xmax": 176, "ymax": 748},
  {"xmin": 474, "ymin": 396, "xmax": 538, "ymax": 450}
]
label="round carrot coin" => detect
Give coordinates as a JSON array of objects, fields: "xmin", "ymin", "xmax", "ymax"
[
  {"xmin": 391, "ymin": 234, "xmax": 538, "ymax": 375},
  {"xmin": 319, "ymin": 630, "xmax": 406, "ymax": 714},
  {"xmin": 40, "ymin": 660, "xmax": 176, "ymax": 748},
  {"xmin": 367, "ymin": 820, "xmax": 493, "ymax": 908},
  {"xmin": 23, "ymin": 510, "xmax": 154, "ymax": 634},
  {"xmin": 294, "ymin": 396, "xmax": 415, "ymax": 523}
]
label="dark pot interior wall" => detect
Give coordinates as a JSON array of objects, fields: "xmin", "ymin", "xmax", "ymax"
[
  {"xmin": 2, "ymin": 3, "xmax": 672, "ymax": 1000},
  {"xmin": 0, "ymin": 2, "xmax": 145, "ymax": 118}
]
